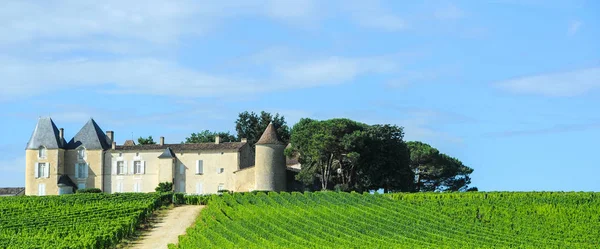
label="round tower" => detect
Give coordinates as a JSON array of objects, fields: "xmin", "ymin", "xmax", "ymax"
[{"xmin": 254, "ymin": 122, "xmax": 286, "ymax": 192}]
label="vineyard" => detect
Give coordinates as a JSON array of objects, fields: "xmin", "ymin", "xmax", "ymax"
[
  {"xmin": 0, "ymin": 193, "xmax": 170, "ymax": 249},
  {"xmin": 171, "ymin": 191, "xmax": 600, "ymax": 249}
]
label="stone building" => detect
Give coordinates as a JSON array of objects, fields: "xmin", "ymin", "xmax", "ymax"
[{"xmin": 24, "ymin": 117, "xmax": 288, "ymax": 196}]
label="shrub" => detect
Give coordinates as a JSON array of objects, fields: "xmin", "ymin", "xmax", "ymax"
[
  {"xmin": 155, "ymin": 182, "xmax": 173, "ymax": 192},
  {"xmin": 76, "ymin": 188, "xmax": 102, "ymax": 194}
]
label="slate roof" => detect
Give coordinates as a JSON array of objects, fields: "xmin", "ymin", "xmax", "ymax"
[
  {"xmin": 158, "ymin": 147, "xmax": 176, "ymax": 158},
  {"xmin": 256, "ymin": 122, "xmax": 284, "ymax": 145},
  {"xmin": 123, "ymin": 140, "xmax": 136, "ymax": 146},
  {"xmin": 26, "ymin": 117, "xmax": 66, "ymax": 149},
  {"xmin": 57, "ymin": 175, "xmax": 77, "ymax": 189},
  {"xmin": 67, "ymin": 119, "xmax": 111, "ymax": 150},
  {"xmin": 115, "ymin": 142, "xmax": 247, "ymax": 152},
  {"xmin": 0, "ymin": 187, "xmax": 25, "ymax": 196}
]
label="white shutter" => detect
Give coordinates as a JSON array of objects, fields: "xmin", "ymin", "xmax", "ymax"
[
  {"xmin": 196, "ymin": 160, "xmax": 204, "ymax": 174},
  {"xmin": 45, "ymin": 163, "xmax": 50, "ymax": 178},
  {"xmin": 112, "ymin": 161, "xmax": 117, "ymax": 175},
  {"xmin": 123, "ymin": 161, "xmax": 128, "ymax": 174},
  {"xmin": 34, "ymin": 163, "xmax": 39, "ymax": 178},
  {"xmin": 129, "ymin": 161, "xmax": 134, "ymax": 175},
  {"xmin": 141, "ymin": 161, "xmax": 146, "ymax": 174},
  {"xmin": 196, "ymin": 182, "xmax": 203, "ymax": 194},
  {"xmin": 75, "ymin": 164, "xmax": 79, "ymax": 179},
  {"xmin": 38, "ymin": 183, "xmax": 45, "ymax": 196}
]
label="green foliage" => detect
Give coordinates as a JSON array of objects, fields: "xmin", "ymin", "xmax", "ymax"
[
  {"xmin": 235, "ymin": 111, "xmax": 290, "ymax": 147},
  {"xmin": 155, "ymin": 182, "xmax": 173, "ymax": 192},
  {"xmin": 170, "ymin": 191, "xmax": 600, "ymax": 249},
  {"xmin": 184, "ymin": 130, "xmax": 236, "ymax": 143},
  {"xmin": 407, "ymin": 141, "xmax": 474, "ymax": 192},
  {"xmin": 137, "ymin": 135, "xmax": 156, "ymax": 145},
  {"xmin": 0, "ymin": 192, "xmax": 172, "ymax": 248},
  {"xmin": 76, "ymin": 188, "xmax": 102, "ymax": 193}
]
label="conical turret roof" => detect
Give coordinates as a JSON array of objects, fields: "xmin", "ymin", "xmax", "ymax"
[
  {"xmin": 256, "ymin": 122, "xmax": 284, "ymax": 145},
  {"xmin": 67, "ymin": 118, "xmax": 111, "ymax": 150},
  {"xmin": 26, "ymin": 117, "xmax": 65, "ymax": 149}
]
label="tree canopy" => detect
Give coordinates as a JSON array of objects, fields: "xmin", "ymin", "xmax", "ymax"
[
  {"xmin": 184, "ymin": 130, "xmax": 236, "ymax": 143},
  {"xmin": 235, "ymin": 111, "xmax": 290, "ymax": 147},
  {"xmin": 407, "ymin": 141, "xmax": 474, "ymax": 192},
  {"xmin": 137, "ymin": 136, "xmax": 156, "ymax": 145}
]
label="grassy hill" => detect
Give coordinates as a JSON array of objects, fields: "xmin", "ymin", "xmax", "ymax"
[{"xmin": 171, "ymin": 191, "xmax": 600, "ymax": 249}]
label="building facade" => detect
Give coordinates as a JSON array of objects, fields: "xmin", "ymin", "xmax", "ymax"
[{"xmin": 25, "ymin": 117, "xmax": 287, "ymax": 196}]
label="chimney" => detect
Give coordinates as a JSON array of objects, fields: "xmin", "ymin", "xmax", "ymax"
[
  {"xmin": 112, "ymin": 141, "xmax": 116, "ymax": 150},
  {"xmin": 215, "ymin": 136, "xmax": 220, "ymax": 144},
  {"xmin": 106, "ymin": 131, "xmax": 114, "ymax": 143},
  {"xmin": 160, "ymin": 136, "xmax": 164, "ymax": 146},
  {"xmin": 241, "ymin": 138, "xmax": 247, "ymax": 143},
  {"xmin": 59, "ymin": 128, "xmax": 64, "ymax": 141}
]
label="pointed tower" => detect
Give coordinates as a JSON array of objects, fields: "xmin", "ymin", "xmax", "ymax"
[
  {"xmin": 254, "ymin": 123, "xmax": 286, "ymax": 191},
  {"xmin": 65, "ymin": 118, "xmax": 112, "ymax": 192},
  {"xmin": 25, "ymin": 117, "xmax": 66, "ymax": 195}
]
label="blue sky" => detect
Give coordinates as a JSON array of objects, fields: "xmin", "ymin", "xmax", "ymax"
[{"xmin": 1, "ymin": 0, "xmax": 598, "ymax": 191}]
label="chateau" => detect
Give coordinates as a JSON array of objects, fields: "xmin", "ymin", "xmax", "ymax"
[{"xmin": 25, "ymin": 117, "xmax": 291, "ymax": 196}]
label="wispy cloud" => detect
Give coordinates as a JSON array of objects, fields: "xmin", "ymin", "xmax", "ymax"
[
  {"xmin": 344, "ymin": 0, "xmax": 407, "ymax": 32},
  {"xmin": 434, "ymin": 4, "xmax": 465, "ymax": 20},
  {"xmin": 486, "ymin": 121, "xmax": 600, "ymax": 137},
  {"xmin": 495, "ymin": 67, "xmax": 600, "ymax": 97},
  {"xmin": 567, "ymin": 20, "xmax": 583, "ymax": 36}
]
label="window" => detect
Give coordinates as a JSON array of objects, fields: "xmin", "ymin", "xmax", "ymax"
[
  {"xmin": 218, "ymin": 183, "xmax": 225, "ymax": 191},
  {"xmin": 179, "ymin": 163, "xmax": 184, "ymax": 174},
  {"xmin": 134, "ymin": 161, "xmax": 142, "ymax": 174},
  {"xmin": 117, "ymin": 161, "xmax": 125, "ymax": 175},
  {"xmin": 76, "ymin": 163, "xmax": 87, "ymax": 178},
  {"xmin": 37, "ymin": 163, "xmax": 48, "ymax": 178},
  {"xmin": 77, "ymin": 148, "xmax": 86, "ymax": 160},
  {"xmin": 135, "ymin": 152, "xmax": 139, "ymax": 157},
  {"xmin": 116, "ymin": 182, "xmax": 123, "ymax": 192},
  {"xmin": 195, "ymin": 182, "xmax": 203, "ymax": 194},
  {"xmin": 38, "ymin": 183, "xmax": 46, "ymax": 196},
  {"xmin": 38, "ymin": 146, "xmax": 46, "ymax": 158},
  {"xmin": 133, "ymin": 182, "xmax": 141, "ymax": 192},
  {"xmin": 196, "ymin": 160, "xmax": 203, "ymax": 175},
  {"xmin": 217, "ymin": 168, "xmax": 224, "ymax": 174},
  {"xmin": 77, "ymin": 183, "xmax": 86, "ymax": 190},
  {"xmin": 118, "ymin": 152, "xmax": 122, "ymax": 157}
]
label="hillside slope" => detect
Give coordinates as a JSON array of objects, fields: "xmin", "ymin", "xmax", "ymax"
[{"xmin": 171, "ymin": 191, "xmax": 599, "ymax": 249}]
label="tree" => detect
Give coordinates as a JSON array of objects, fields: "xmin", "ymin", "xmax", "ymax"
[
  {"xmin": 354, "ymin": 125, "xmax": 414, "ymax": 193},
  {"xmin": 235, "ymin": 111, "xmax": 290, "ymax": 147},
  {"xmin": 289, "ymin": 118, "xmax": 366, "ymax": 190},
  {"xmin": 137, "ymin": 136, "xmax": 156, "ymax": 145},
  {"xmin": 407, "ymin": 141, "xmax": 474, "ymax": 192},
  {"xmin": 155, "ymin": 182, "xmax": 173, "ymax": 192},
  {"xmin": 184, "ymin": 130, "xmax": 236, "ymax": 143}
]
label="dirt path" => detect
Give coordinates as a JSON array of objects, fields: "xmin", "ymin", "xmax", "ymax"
[{"xmin": 129, "ymin": 205, "xmax": 204, "ymax": 249}]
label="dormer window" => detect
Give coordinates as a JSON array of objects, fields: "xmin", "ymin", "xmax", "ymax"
[
  {"xmin": 77, "ymin": 148, "xmax": 86, "ymax": 160},
  {"xmin": 38, "ymin": 146, "xmax": 46, "ymax": 158}
]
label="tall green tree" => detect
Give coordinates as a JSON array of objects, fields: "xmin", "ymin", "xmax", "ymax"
[
  {"xmin": 137, "ymin": 136, "xmax": 156, "ymax": 145},
  {"xmin": 407, "ymin": 141, "xmax": 474, "ymax": 192},
  {"xmin": 354, "ymin": 125, "xmax": 414, "ymax": 193},
  {"xmin": 184, "ymin": 130, "xmax": 236, "ymax": 143},
  {"xmin": 235, "ymin": 111, "xmax": 290, "ymax": 147},
  {"xmin": 289, "ymin": 118, "xmax": 367, "ymax": 190}
]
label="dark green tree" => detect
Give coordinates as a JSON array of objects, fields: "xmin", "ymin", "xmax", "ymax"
[
  {"xmin": 407, "ymin": 141, "xmax": 474, "ymax": 192},
  {"xmin": 354, "ymin": 125, "xmax": 414, "ymax": 193},
  {"xmin": 184, "ymin": 130, "xmax": 236, "ymax": 143},
  {"xmin": 235, "ymin": 111, "xmax": 290, "ymax": 147},
  {"xmin": 137, "ymin": 136, "xmax": 156, "ymax": 145},
  {"xmin": 289, "ymin": 118, "xmax": 367, "ymax": 190}
]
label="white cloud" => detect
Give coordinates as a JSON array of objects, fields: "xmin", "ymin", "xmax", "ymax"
[
  {"xmin": 568, "ymin": 20, "xmax": 583, "ymax": 36},
  {"xmin": 344, "ymin": 0, "xmax": 407, "ymax": 32},
  {"xmin": 495, "ymin": 67, "xmax": 600, "ymax": 97}
]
